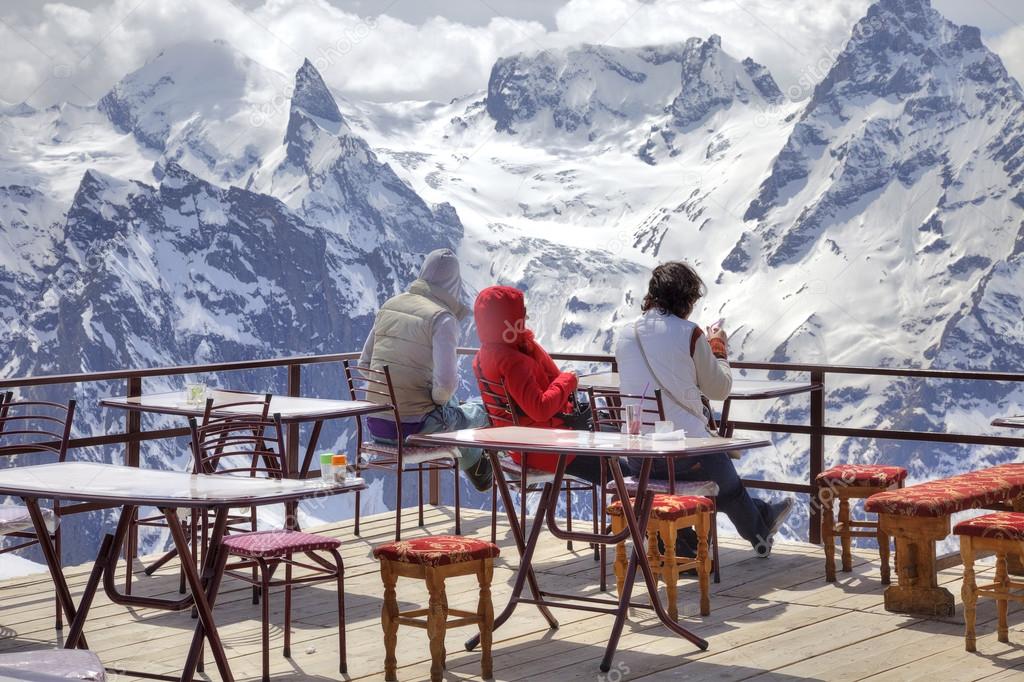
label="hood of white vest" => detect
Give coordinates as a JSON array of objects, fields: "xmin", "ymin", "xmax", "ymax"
[{"xmin": 409, "ymin": 248, "xmax": 469, "ymax": 319}]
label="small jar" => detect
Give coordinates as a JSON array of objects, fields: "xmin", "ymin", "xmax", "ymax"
[
  {"xmin": 332, "ymin": 454, "xmax": 349, "ymax": 483},
  {"xmin": 319, "ymin": 452, "xmax": 335, "ymax": 484}
]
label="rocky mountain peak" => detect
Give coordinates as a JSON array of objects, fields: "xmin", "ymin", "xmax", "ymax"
[{"xmin": 292, "ymin": 59, "xmax": 345, "ymax": 125}]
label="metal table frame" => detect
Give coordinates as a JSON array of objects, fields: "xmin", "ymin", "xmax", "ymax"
[
  {"xmin": 408, "ymin": 427, "xmax": 769, "ymax": 672},
  {"xmin": 992, "ymin": 416, "xmax": 1024, "ymax": 429},
  {"xmin": 0, "ymin": 463, "xmax": 364, "ymax": 682},
  {"xmin": 576, "ymin": 374, "xmax": 822, "ymax": 437},
  {"xmin": 100, "ymin": 389, "xmax": 390, "ymax": 477}
]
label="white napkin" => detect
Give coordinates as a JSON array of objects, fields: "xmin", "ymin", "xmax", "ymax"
[{"xmin": 643, "ymin": 429, "xmax": 687, "ymax": 441}]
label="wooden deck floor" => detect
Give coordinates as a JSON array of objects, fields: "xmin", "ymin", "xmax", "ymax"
[{"xmin": 2, "ymin": 507, "xmax": 1024, "ymax": 681}]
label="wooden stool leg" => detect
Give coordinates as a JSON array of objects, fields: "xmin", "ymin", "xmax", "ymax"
[
  {"xmin": 611, "ymin": 515, "xmax": 627, "ymax": 598},
  {"xmin": 425, "ymin": 567, "xmax": 448, "ymax": 682},
  {"xmin": 838, "ymin": 493, "xmax": 852, "ymax": 573},
  {"xmin": 821, "ymin": 485, "xmax": 836, "ymax": 582},
  {"xmin": 381, "ymin": 561, "xmax": 399, "ymax": 681},
  {"xmin": 648, "ymin": 523, "xmax": 662, "ymax": 587},
  {"xmin": 696, "ymin": 512, "xmax": 711, "ymax": 617},
  {"xmin": 477, "ymin": 559, "xmax": 495, "ymax": 680},
  {"xmin": 878, "ymin": 523, "xmax": 892, "ymax": 585},
  {"xmin": 961, "ymin": 537, "xmax": 977, "ymax": 652},
  {"xmin": 996, "ymin": 552, "xmax": 1010, "ymax": 643},
  {"xmin": 661, "ymin": 520, "xmax": 679, "ymax": 622}
]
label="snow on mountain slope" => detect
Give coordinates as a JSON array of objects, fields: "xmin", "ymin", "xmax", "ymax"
[
  {"xmin": 249, "ymin": 60, "xmax": 462, "ymax": 258},
  {"xmin": 98, "ymin": 39, "xmax": 292, "ymax": 185}
]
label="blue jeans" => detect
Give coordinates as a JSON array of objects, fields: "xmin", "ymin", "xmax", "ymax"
[
  {"xmin": 370, "ymin": 398, "xmax": 489, "ymax": 471},
  {"xmin": 632, "ymin": 453, "xmax": 772, "ymax": 551}
]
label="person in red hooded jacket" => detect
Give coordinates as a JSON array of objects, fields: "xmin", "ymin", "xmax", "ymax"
[{"xmin": 472, "ymin": 285, "xmax": 604, "ymax": 483}]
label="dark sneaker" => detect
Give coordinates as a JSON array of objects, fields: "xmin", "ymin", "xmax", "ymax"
[
  {"xmin": 756, "ymin": 498, "xmax": 794, "ymax": 559},
  {"xmin": 465, "ymin": 456, "xmax": 493, "ymax": 492}
]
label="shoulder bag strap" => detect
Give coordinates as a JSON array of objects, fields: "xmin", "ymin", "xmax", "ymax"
[{"xmin": 633, "ymin": 319, "xmax": 711, "ymax": 427}]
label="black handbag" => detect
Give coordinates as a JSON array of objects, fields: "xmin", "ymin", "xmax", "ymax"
[{"xmin": 557, "ymin": 397, "xmax": 593, "ymax": 431}]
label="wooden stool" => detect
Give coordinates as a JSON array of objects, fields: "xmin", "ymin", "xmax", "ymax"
[
  {"xmin": 606, "ymin": 494, "xmax": 713, "ymax": 619},
  {"xmin": 817, "ymin": 464, "xmax": 907, "ymax": 584},
  {"xmin": 956, "ymin": 512, "xmax": 1024, "ymax": 652},
  {"xmin": 373, "ymin": 535, "xmax": 500, "ymax": 681}
]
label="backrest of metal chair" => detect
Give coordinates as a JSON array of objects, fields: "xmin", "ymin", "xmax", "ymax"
[
  {"xmin": 189, "ymin": 412, "xmax": 288, "ymax": 479},
  {"xmin": 589, "ymin": 387, "xmax": 684, "ymax": 493},
  {"xmin": 200, "ymin": 392, "xmax": 273, "ymax": 425},
  {"xmin": 474, "ymin": 372, "xmax": 519, "ymax": 427},
  {"xmin": 342, "ymin": 360, "xmax": 407, "ymax": 462},
  {"xmin": 0, "ymin": 396, "xmax": 76, "ymax": 462},
  {"xmin": 587, "ymin": 387, "xmax": 665, "ymax": 432}
]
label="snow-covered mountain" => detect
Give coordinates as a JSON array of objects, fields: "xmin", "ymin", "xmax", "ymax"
[{"xmin": 2, "ymin": 0, "xmax": 1022, "ymax": 562}]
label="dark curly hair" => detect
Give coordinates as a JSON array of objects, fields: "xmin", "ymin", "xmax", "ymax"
[{"xmin": 641, "ymin": 261, "xmax": 706, "ymax": 319}]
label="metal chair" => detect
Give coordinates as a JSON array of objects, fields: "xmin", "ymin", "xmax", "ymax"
[
  {"xmin": 189, "ymin": 411, "xmax": 347, "ymax": 682},
  {"xmin": 0, "ymin": 392, "xmax": 76, "ymax": 629},
  {"xmin": 342, "ymin": 360, "xmax": 462, "ymax": 541},
  {"xmin": 126, "ymin": 393, "xmax": 272, "ymax": 596},
  {"xmin": 588, "ymin": 386, "xmax": 722, "ymax": 587},
  {"xmin": 475, "ymin": 373, "xmax": 599, "ymax": 553}
]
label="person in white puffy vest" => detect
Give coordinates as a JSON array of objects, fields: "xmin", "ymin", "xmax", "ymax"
[{"xmin": 359, "ymin": 248, "xmax": 492, "ymax": 491}]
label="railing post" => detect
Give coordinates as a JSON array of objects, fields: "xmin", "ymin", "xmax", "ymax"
[
  {"xmin": 125, "ymin": 376, "xmax": 142, "ymax": 572},
  {"xmin": 808, "ymin": 370, "xmax": 825, "ymax": 545},
  {"xmin": 287, "ymin": 365, "xmax": 301, "ymax": 476}
]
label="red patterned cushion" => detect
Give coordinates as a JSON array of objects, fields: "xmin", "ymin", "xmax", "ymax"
[
  {"xmin": 222, "ymin": 530, "xmax": 341, "ymax": 558},
  {"xmin": 955, "ymin": 512, "xmax": 1024, "ymax": 540},
  {"xmin": 606, "ymin": 494, "xmax": 713, "ymax": 520},
  {"xmin": 865, "ymin": 463, "xmax": 1024, "ymax": 518},
  {"xmin": 817, "ymin": 464, "xmax": 907, "ymax": 487},
  {"xmin": 373, "ymin": 536, "xmax": 500, "ymax": 567}
]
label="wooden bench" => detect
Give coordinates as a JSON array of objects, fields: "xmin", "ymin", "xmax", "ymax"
[{"xmin": 864, "ymin": 463, "xmax": 1024, "ymax": 616}]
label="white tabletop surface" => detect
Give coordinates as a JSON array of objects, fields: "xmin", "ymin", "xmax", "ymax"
[
  {"xmin": 577, "ymin": 374, "xmax": 816, "ymax": 398},
  {"xmin": 0, "ymin": 461, "xmax": 363, "ymax": 507},
  {"xmin": 409, "ymin": 425, "xmax": 768, "ymax": 458},
  {"xmin": 101, "ymin": 389, "xmax": 384, "ymax": 420}
]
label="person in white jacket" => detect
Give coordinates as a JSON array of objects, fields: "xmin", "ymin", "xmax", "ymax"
[{"xmin": 615, "ymin": 261, "xmax": 793, "ymax": 557}]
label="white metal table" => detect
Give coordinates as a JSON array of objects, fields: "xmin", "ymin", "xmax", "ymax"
[
  {"xmin": 0, "ymin": 462, "xmax": 364, "ymax": 682},
  {"xmin": 577, "ymin": 374, "xmax": 822, "ymax": 435},
  {"xmin": 408, "ymin": 426, "xmax": 769, "ymax": 671}
]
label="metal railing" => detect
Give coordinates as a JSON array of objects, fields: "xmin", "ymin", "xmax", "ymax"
[{"xmin": 3, "ymin": 349, "xmax": 1024, "ymax": 545}]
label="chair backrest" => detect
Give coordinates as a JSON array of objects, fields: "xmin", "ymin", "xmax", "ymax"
[
  {"xmin": 342, "ymin": 359, "xmax": 409, "ymax": 459},
  {"xmin": 588, "ymin": 387, "xmax": 679, "ymax": 490},
  {"xmin": 474, "ymin": 372, "xmax": 519, "ymax": 427},
  {"xmin": 188, "ymin": 411, "xmax": 288, "ymax": 479},
  {"xmin": 200, "ymin": 392, "xmax": 273, "ymax": 424},
  {"xmin": 342, "ymin": 360, "xmax": 401, "ymax": 423},
  {"xmin": 0, "ymin": 395, "xmax": 76, "ymax": 462},
  {"xmin": 587, "ymin": 387, "xmax": 665, "ymax": 433}
]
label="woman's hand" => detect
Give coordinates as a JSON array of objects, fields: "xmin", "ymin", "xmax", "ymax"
[{"xmin": 708, "ymin": 325, "xmax": 728, "ymax": 343}]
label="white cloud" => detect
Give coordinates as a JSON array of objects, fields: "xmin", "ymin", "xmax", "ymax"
[
  {"xmin": 989, "ymin": 25, "xmax": 1024, "ymax": 88},
  {"xmin": 0, "ymin": 0, "xmax": 1020, "ymax": 108}
]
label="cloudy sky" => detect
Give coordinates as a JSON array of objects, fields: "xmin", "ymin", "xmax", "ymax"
[{"xmin": 1, "ymin": 0, "xmax": 1022, "ymax": 107}]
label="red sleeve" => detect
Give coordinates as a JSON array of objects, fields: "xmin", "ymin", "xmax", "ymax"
[{"xmin": 504, "ymin": 359, "xmax": 577, "ymax": 423}]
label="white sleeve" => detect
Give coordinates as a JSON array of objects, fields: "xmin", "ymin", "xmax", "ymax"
[
  {"xmin": 430, "ymin": 313, "xmax": 459, "ymax": 405},
  {"xmin": 358, "ymin": 325, "xmax": 375, "ymax": 369},
  {"xmin": 693, "ymin": 334, "xmax": 732, "ymax": 400}
]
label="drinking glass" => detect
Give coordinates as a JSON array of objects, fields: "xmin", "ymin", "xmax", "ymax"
[
  {"xmin": 185, "ymin": 383, "xmax": 207, "ymax": 406},
  {"xmin": 626, "ymin": 404, "xmax": 642, "ymax": 435}
]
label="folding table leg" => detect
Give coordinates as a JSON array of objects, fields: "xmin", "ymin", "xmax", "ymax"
[
  {"xmin": 169, "ymin": 507, "xmax": 234, "ymax": 682},
  {"xmin": 465, "ymin": 451, "xmax": 558, "ymax": 651},
  {"xmin": 602, "ymin": 458, "xmax": 708, "ymax": 672},
  {"xmin": 23, "ymin": 498, "xmax": 86, "ymax": 649}
]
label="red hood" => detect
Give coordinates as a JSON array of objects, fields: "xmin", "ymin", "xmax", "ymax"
[{"xmin": 474, "ymin": 285, "xmax": 527, "ymax": 345}]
